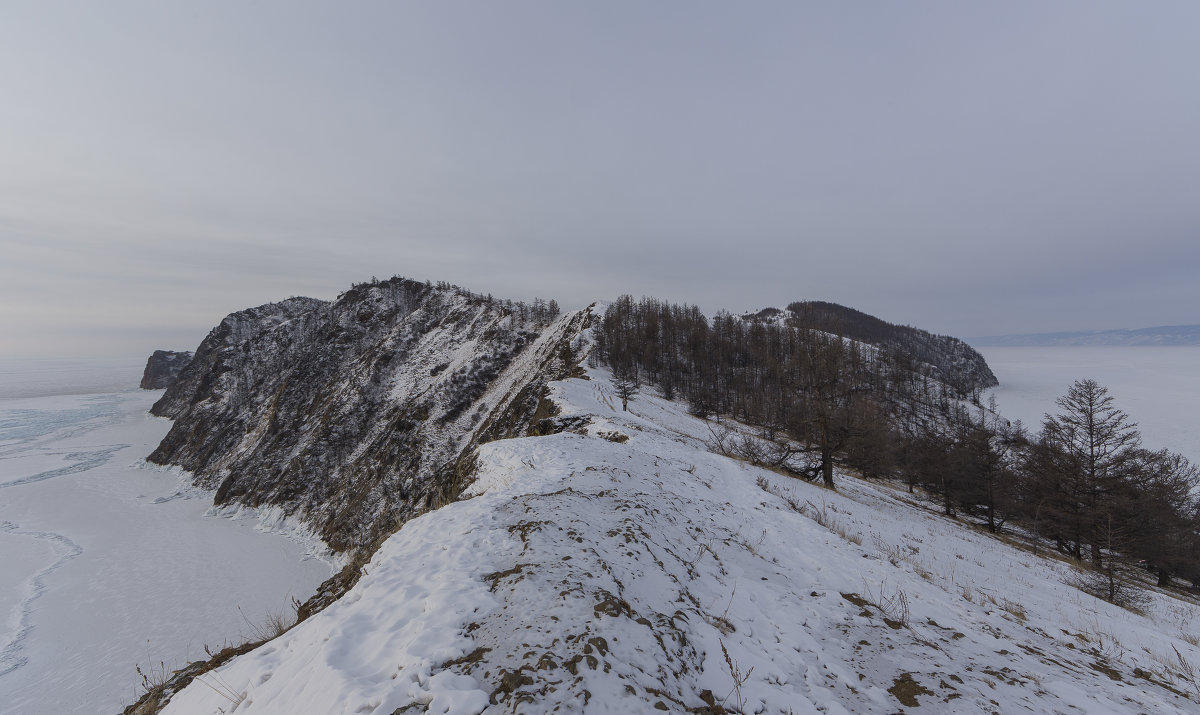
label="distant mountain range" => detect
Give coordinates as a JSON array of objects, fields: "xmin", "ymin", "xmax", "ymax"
[{"xmin": 969, "ymin": 324, "xmax": 1200, "ymax": 347}]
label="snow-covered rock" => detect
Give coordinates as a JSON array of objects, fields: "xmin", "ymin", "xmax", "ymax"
[{"xmin": 148, "ymin": 278, "xmax": 585, "ymax": 552}]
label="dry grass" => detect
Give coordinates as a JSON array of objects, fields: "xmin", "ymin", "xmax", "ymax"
[
  {"xmin": 862, "ymin": 579, "xmax": 911, "ymax": 629},
  {"xmin": 720, "ymin": 640, "xmax": 754, "ymax": 712},
  {"xmin": 135, "ymin": 658, "xmax": 172, "ymax": 695},
  {"xmin": 1000, "ymin": 597, "xmax": 1028, "ymax": 623},
  {"xmin": 127, "ymin": 589, "xmax": 329, "ymax": 714},
  {"xmin": 873, "ymin": 534, "xmax": 906, "ymax": 566},
  {"xmin": 1173, "ymin": 645, "xmax": 1200, "ymax": 699},
  {"xmin": 798, "ymin": 496, "xmax": 863, "ymax": 546},
  {"xmin": 194, "ymin": 670, "xmax": 246, "ymax": 709},
  {"xmin": 238, "ymin": 598, "xmax": 301, "ymax": 642},
  {"xmin": 754, "ymin": 477, "xmax": 866, "ymax": 550}
]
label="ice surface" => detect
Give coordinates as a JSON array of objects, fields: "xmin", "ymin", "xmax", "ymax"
[
  {"xmin": 980, "ymin": 346, "xmax": 1200, "ymax": 464},
  {"xmin": 0, "ymin": 358, "xmax": 145, "ymax": 399},
  {"xmin": 0, "ymin": 373, "xmax": 334, "ymax": 714}
]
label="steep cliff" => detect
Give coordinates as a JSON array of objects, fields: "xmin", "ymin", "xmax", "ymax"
[
  {"xmin": 139, "ymin": 350, "xmax": 193, "ymax": 389},
  {"xmin": 148, "ymin": 277, "xmax": 588, "ymax": 552}
]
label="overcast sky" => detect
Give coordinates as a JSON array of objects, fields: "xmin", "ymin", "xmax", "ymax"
[{"xmin": 3, "ymin": 2, "xmax": 1198, "ymax": 358}]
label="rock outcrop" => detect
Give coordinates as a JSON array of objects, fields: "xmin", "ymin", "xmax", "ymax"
[
  {"xmin": 148, "ymin": 277, "xmax": 587, "ymax": 553},
  {"xmin": 139, "ymin": 350, "xmax": 193, "ymax": 389}
]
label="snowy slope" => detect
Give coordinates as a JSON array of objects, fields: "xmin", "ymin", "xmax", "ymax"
[{"xmin": 160, "ymin": 344, "xmax": 1200, "ymax": 713}]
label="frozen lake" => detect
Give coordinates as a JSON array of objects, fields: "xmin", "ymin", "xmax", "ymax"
[
  {"xmin": 0, "ymin": 361, "xmax": 334, "ymax": 714},
  {"xmin": 978, "ymin": 346, "xmax": 1200, "ymax": 465}
]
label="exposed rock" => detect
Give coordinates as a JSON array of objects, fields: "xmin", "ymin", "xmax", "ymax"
[
  {"xmin": 139, "ymin": 350, "xmax": 193, "ymax": 390},
  {"xmin": 148, "ymin": 277, "xmax": 587, "ymax": 553}
]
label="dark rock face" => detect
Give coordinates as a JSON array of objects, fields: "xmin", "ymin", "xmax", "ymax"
[
  {"xmin": 148, "ymin": 277, "xmax": 586, "ymax": 553},
  {"xmin": 139, "ymin": 350, "xmax": 194, "ymax": 389}
]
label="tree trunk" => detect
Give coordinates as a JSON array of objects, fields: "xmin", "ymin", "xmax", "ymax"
[
  {"xmin": 1032, "ymin": 505, "xmax": 1041, "ymax": 556},
  {"xmin": 821, "ymin": 447, "xmax": 835, "ymax": 489}
]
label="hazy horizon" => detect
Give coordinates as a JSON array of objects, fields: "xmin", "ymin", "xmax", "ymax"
[{"xmin": 3, "ymin": 2, "xmax": 1198, "ymax": 358}]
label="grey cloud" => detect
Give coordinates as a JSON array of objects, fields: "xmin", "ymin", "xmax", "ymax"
[{"xmin": 2, "ymin": 2, "xmax": 1198, "ymax": 357}]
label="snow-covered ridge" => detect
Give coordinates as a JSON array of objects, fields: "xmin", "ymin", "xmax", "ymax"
[{"xmin": 160, "ymin": 349, "xmax": 1200, "ymax": 714}]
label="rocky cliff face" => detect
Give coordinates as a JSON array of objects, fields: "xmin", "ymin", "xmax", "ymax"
[
  {"xmin": 139, "ymin": 350, "xmax": 193, "ymax": 389},
  {"xmin": 148, "ymin": 278, "xmax": 588, "ymax": 553}
]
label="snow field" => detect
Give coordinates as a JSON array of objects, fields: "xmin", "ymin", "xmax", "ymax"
[
  {"xmin": 164, "ymin": 361, "xmax": 1200, "ymax": 713},
  {"xmin": 0, "ymin": 389, "xmax": 334, "ymax": 714}
]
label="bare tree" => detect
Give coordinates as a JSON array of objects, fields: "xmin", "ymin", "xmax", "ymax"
[
  {"xmin": 785, "ymin": 332, "xmax": 875, "ymax": 489},
  {"xmin": 1039, "ymin": 379, "xmax": 1140, "ymax": 566},
  {"xmin": 1124, "ymin": 449, "xmax": 1200, "ymax": 586},
  {"xmin": 612, "ymin": 367, "xmax": 639, "ymax": 412}
]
